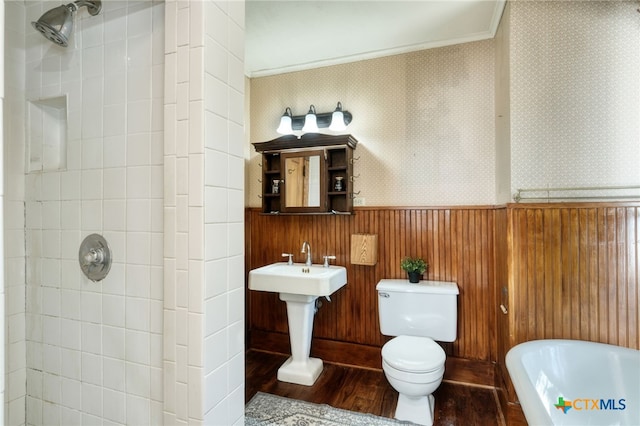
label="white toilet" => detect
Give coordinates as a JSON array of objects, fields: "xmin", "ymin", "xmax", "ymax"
[{"xmin": 376, "ymin": 279, "xmax": 459, "ymax": 426}]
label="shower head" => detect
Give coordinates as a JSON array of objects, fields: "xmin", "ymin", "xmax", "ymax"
[{"xmin": 31, "ymin": 0, "xmax": 102, "ymax": 47}]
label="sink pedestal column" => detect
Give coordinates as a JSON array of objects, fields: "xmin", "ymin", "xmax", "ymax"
[{"xmin": 277, "ymin": 293, "xmax": 323, "ymax": 386}]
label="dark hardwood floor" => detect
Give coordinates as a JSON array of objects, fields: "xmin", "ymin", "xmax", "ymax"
[{"xmin": 246, "ymin": 350, "xmax": 505, "ymax": 426}]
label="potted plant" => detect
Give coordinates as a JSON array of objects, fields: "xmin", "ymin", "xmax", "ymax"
[{"xmin": 401, "ymin": 256, "xmax": 427, "ymax": 283}]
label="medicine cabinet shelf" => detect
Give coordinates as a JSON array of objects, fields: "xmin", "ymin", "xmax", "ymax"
[{"xmin": 254, "ymin": 134, "xmax": 358, "ymax": 215}]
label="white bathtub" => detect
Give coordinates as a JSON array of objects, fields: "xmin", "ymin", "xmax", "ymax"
[{"xmin": 506, "ymin": 339, "xmax": 640, "ymax": 426}]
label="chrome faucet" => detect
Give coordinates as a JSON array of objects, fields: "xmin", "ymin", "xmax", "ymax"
[{"xmin": 301, "ymin": 241, "xmax": 312, "ymax": 266}]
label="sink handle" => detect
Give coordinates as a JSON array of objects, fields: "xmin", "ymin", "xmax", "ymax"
[
  {"xmin": 323, "ymin": 255, "xmax": 336, "ymax": 267},
  {"xmin": 281, "ymin": 253, "xmax": 294, "ymax": 265}
]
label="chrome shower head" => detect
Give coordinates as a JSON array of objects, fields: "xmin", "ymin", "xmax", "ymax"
[{"xmin": 31, "ymin": 0, "xmax": 102, "ymax": 47}]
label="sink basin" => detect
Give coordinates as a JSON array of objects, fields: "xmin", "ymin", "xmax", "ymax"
[{"xmin": 248, "ymin": 262, "xmax": 347, "ymax": 297}]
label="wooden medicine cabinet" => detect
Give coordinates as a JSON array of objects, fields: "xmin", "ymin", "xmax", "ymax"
[{"xmin": 253, "ymin": 134, "xmax": 358, "ymax": 214}]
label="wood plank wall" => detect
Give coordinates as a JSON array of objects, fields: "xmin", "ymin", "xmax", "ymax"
[
  {"xmin": 246, "ymin": 206, "xmax": 499, "ymax": 363},
  {"xmin": 507, "ymin": 203, "xmax": 639, "ymax": 349}
]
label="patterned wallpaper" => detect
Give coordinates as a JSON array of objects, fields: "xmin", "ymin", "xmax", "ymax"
[
  {"xmin": 510, "ymin": 1, "xmax": 640, "ymax": 197},
  {"xmin": 248, "ymin": 41, "xmax": 496, "ymax": 207},
  {"xmin": 247, "ymin": 1, "xmax": 640, "ymax": 207}
]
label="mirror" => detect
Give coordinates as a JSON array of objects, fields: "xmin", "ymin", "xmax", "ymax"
[{"xmin": 284, "ymin": 155, "xmax": 321, "ymax": 208}]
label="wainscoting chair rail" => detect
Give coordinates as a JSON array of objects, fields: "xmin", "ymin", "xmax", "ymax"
[{"xmin": 513, "ymin": 185, "xmax": 640, "ymax": 202}]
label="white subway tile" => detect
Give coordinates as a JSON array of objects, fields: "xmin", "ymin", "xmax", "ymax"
[
  {"xmin": 175, "ymin": 308, "xmax": 188, "ymax": 347},
  {"xmin": 188, "ymin": 313, "xmax": 203, "ymax": 367},
  {"xmin": 126, "ymin": 199, "xmax": 150, "ymax": 232},
  {"xmin": 127, "ymin": 100, "xmax": 152, "ymax": 134},
  {"xmin": 81, "ymin": 352, "xmax": 103, "ymax": 385},
  {"xmin": 60, "ymin": 290, "xmax": 81, "ymax": 321},
  {"xmin": 81, "ymin": 322, "xmax": 102, "ymax": 355},
  {"xmin": 204, "ymin": 294, "xmax": 227, "ymax": 337},
  {"xmin": 176, "ymin": 82, "xmax": 189, "ymax": 121},
  {"xmin": 176, "ymin": 6, "xmax": 190, "ymax": 47},
  {"xmin": 82, "ymin": 46, "xmax": 104, "ymax": 79},
  {"xmin": 103, "ymin": 388, "xmax": 126, "ymax": 424},
  {"xmin": 103, "ymin": 135, "xmax": 127, "ymax": 168},
  {"xmin": 204, "ymin": 223, "xmax": 228, "ymax": 261},
  {"xmin": 205, "ymin": 39, "xmax": 227, "ymax": 83},
  {"xmin": 127, "ymin": 34, "xmax": 152, "ymax": 71},
  {"xmin": 102, "ymin": 325, "xmax": 125, "ymax": 360},
  {"xmin": 102, "ymin": 295, "xmax": 125, "ymax": 328},
  {"xmin": 189, "ymin": 101, "xmax": 204, "ymax": 153},
  {"xmin": 188, "ymin": 154, "xmax": 204, "ymax": 206},
  {"xmin": 190, "ymin": 48, "xmax": 204, "ymax": 101},
  {"xmin": 126, "ymin": 394, "xmax": 150, "ymax": 426},
  {"xmin": 204, "ymin": 259, "xmax": 227, "ymax": 299},
  {"xmin": 125, "ymin": 330, "xmax": 150, "ymax": 365},
  {"xmin": 128, "ymin": 67, "xmax": 152, "ymax": 102},
  {"xmin": 103, "ymin": 167, "xmax": 127, "ymax": 199},
  {"xmin": 103, "ymin": 199, "xmax": 126, "ymax": 232},
  {"xmin": 126, "ymin": 362, "xmax": 151, "ymax": 398},
  {"xmin": 204, "ymin": 329, "xmax": 225, "ymax": 375},
  {"xmin": 127, "ymin": 166, "xmax": 151, "ymax": 199},
  {"xmin": 59, "ymin": 319, "xmax": 81, "ymax": 351},
  {"xmin": 126, "ymin": 297, "xmax": 150, "ymax": 332},
  {"xmin": 83, "ymin": 13, "xmax": 104, "ymax": 48},
  {"xmin": 164, "ymin": 53, "xmax": 177, "ymax": 104},
  {"xmin": 43, "ymin": 373, "xmax": 62, "ymax": 405},
  {"xmin": 227, "ymin": 319, "xmax": 244, "ymax": 359},
  {"xmin": 80, "ymin": 169, "xmax": 102, "ymax": 200},
  {"xmin": 204, "ymin": 73, "xmax": 227, "ymax": 118},
  {"xmin": 126, "ymin": 264, "xmax": 151, "ymax": 299},
  {"xmin": 127, "ymin": 2, "xmax": 152, "ymax": 39},
  {"xmin": 205, "ymin": 2, "xmax": 227, "ymax": 48},
  {"xmin": 188, "ymin": 366, "xmax": 203, "ymax": 419},
  {"xmin": 204, "ymin": 365, "xmax": 227, "ymax": 414},
  {"xmin": 104, "ymin": 41, "xmax": 127, "ymax": 77},
  {"xmin": 81, "ymin": 292, "xmax": 102, "ymax": 324},
  {"xmin": 103, "ymin": 358, "xmax": 125, "ymax": 392},
  {"xmin": 177, "ymin": 45, "xmax": 189, "ymax": 84},
  {"xmin": 60, "ymin": 348, "xmax": 81, "ymax": 380},
  {"xmin": 103, "ymin": 105, "xmax": 126, "ymax": 137},
  {"xmin": 42, "ymin": 343, "xmax": 61, "ymax": 375},
  {"xmin": 60, "ymin": 172, "xmax": 81, "ymax": 201},
  {"xmin": 81, "ymin": 382, "xmax": 103, "ymax": 417}
]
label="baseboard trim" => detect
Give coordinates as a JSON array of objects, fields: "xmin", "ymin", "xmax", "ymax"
[{"xmin": 249, "ymin": 330, "xmax": 495, "ymax": 387}]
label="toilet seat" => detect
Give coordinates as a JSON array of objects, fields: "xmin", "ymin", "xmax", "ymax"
[{"xmin": 382, "ymin": 336, "xmax": 446, "ymax": 373}]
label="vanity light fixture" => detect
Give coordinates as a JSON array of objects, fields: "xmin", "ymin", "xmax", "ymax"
[{"xmin": 276, "ymin": 102, "xmax": 353, "ymax": 135}]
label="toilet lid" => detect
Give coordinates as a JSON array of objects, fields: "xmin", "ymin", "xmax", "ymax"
[{"xmin": 382, "ymin": 336, "xmax": 446, "ymax": 373}]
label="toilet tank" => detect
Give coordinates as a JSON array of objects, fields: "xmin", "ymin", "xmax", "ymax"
[{"xmin": 376, "ymin": 279, "xmax": 459, "ymax": 342}]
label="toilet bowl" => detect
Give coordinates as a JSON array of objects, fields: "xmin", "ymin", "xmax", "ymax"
[{"xmin": 381, "ymin": 335, "xmax": 446, "ymax": 425}]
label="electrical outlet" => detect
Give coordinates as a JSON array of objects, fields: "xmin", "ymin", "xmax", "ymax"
[{"xmin": 353, "ymin": 197, "xmax": 365, "ymax": 206}]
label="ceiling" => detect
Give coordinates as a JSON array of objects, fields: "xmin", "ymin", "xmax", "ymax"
[{"xmin": 245, "ymin": 0, "xmax": 506, "ymax": 77}]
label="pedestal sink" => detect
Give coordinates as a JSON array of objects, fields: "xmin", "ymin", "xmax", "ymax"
[{"xmin": 248, "ymin": 262, "xmax": 347, "ymax": 386}]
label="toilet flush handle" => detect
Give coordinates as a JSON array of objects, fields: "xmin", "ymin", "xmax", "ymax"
[{"xmin": 378, "ymin": 292, "xmax": 390, "ymax": 298}]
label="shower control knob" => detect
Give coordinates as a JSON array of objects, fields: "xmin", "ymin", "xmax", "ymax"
[{"xmin": 79, "ymin": 234, "xmax": 112, "ymax": 282}]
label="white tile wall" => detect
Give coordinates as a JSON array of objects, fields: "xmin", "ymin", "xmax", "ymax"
[
  {"xmin": 163, "ymin": 0, "xmax": 245, "ymax": 424},
  {"xmin": 1, "ymin": 1, "xmax": 166, "ymax": 425}
]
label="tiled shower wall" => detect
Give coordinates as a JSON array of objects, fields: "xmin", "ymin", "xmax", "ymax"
[
  {"xmin": 7, "ymin": 1, "xmax": 166, "ymax": 424},
  {"xmin": 4, "ymin": 1, "xmax": 27, "ymax": 424}
]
